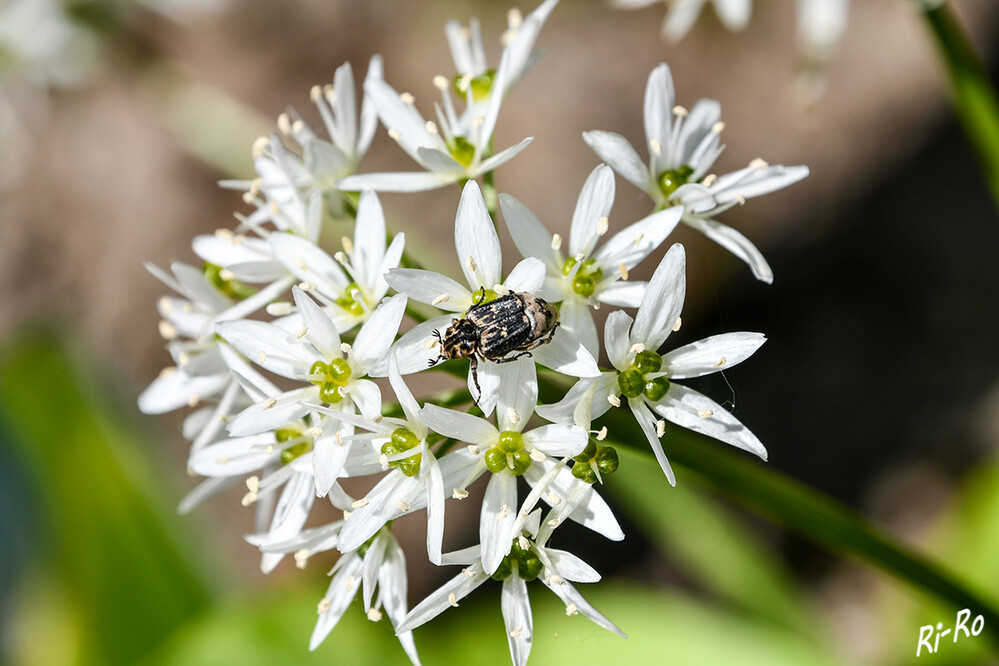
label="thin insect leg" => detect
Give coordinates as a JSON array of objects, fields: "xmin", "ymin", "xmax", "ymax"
[
  {"xmin": 469, "ymin": 355, "xmax": 482, "ymax": 404},
  {"xmin": 474, "ymin": 286, "xmax": 487, "ymax": 306},
  {"xmin": 492, "ymin": 351, "xmax": 533, "ymax": 364},
  {"xmin": 512, "ymin": 322, "xmax": 560, "ymax": 354}
]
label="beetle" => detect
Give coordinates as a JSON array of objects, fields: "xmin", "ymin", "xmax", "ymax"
[{"xmin": 430, "ymin": 288, "xmax": 559, "ymax": 397}]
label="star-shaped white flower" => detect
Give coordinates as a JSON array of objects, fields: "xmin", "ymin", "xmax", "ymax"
[
  {"xmin": 584, "ymin": 63, "xmax": 809, "ymax": 283},
  {"xmin": 500, "ymin": 163, "xmax": 682, "ymax": 357},
  {"xmin": 538, "ymin": 243, "xmax": 768, "ymax": 485},
  {"xmin": 381, "ymin": 180, "xmax": 599, "ymax": 415}
]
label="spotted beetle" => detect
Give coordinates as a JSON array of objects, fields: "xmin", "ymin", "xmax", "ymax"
[{"xmin": 430, "ymin": 288, "xmax": 559, "ymax": 397}]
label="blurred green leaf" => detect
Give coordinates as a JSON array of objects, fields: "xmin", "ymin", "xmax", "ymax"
[
  {"xmin": 0, "ymin": 333, "xmax": 213, "ymax": 664},
  {"xmin": 607, "ymin": 447, "xmax": 813, "ymax": 636}
]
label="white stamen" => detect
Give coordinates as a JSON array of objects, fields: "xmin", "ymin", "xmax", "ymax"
[
  {"xmin": 630, "ymin": 343, "xmax": 645, "ymax": 354},
  {"xmin": 219, "ymin": 269, "xmax": 235, "ymax": 281},
  {"xmin": 698, "ymin": 409, "xmax": 714, "ymax": 419},
  {"xmin": 187, "ymin": 393, "xmax": 200, "ymax": 408},
  {"xmin": 433, "ymin": 75, "xmax": 449, "ymax": 91},
  {"xmin": 298, "ymin": 282, "xmax": 317, "ymax": 291},
  {"xmin": 340, "ymin": 342, "xmax": 352, "ymax": 354},
  {"xmin": 242, "ymin": 190, "xmax": 255, "ymax": 204},
  {"xmin": 712, "ymin": 121, "xmax": 726, "ymax": 134},
  {"xmin": 267, "ymin": 302, "xmax": 294, "ymax": 316},
  {"xmin": 565, "ymin": 603, "xmax": 579, "ymax": 616},
  {"xmin": 493, "ymin": 283, "xmax": 508, "ymax": 295},
  {"xmin": 510, "ymin": 627, "xmax": 523, "ymax": 638},
  {"xmin": 597, "ymin": 217, "xmax": 609, "ymax": 236},
  {"xmin": 607, "ymin": 394, "xmax": 622, "ymax": 408},
  {"xmin": 507, "ymin": 7, "xmax": 522, "ymax": 27},
  {"xmin": 656, "ymin": 419, "xmax": 666, "ymax": 437},
  {"xmin": 257, "ymin": 351, "xmax": 267, "ymax": 364},
  {"xmin": 456, "ymin": 74, "xmax": 471, "ymax": 93},
  {"xmin": 262, "ymin": 398, "xmax": 278, "ymax": 410},
  {"xmin": 618, "ymin": 264, "xmax": 629, "ymax": 280},
  {"xmin": 452, "ymin": 488, "xmax": 469, "ymax": 500},
  {"xmin": 596, "ymin": 426, "xmax": 608, "ymax": 441},
  {"xmin": 530, "ymin": 449, "xmax": 546, "ymax": 462},
  {"xmin": 215, "ymin": 228, "xmax": 234, "ymax": 241},
  {"xmin": 649, "ymin": 139, "xmax": 662, "ymax": 155},
  {"xmin": 295, "ymin": 327, "xmax": 309, "ymax": 339},
  {"xmin": 673, "ymin": 317, "xmax": 682, "ymax": 332},
  {"xmin": 397, "ymin": 501, "xmax": 411, "ymax": 512},
  {"xmin": 246, "ymin": 476, "xmax": 260, "ymax": 494},
  {"xmin": 306, "ymin": 427, "xmax": 322, "ymax": 437},
  {"xmin": 432, "ymin": 294, "xmax": 450, "ymax": 306},
  {"xmin": 465, "ymin": 255, "xmax": 477, "ymax": 273},
  {"xmin": 735, "ymin": 195, "xmax": 747, "ymax": 205},
  {"xmin": 749, "ymin": 157, "xmax": 769, "ymax": 169},
  {"xmin": 379, "ymin": 454, "xmax": 389, "ymax": 468},
  {"xmin": 292, "ymin": 120, "xmax": 304, "ymax": 134},
  {"xmin": 345, "ymin": 575, "xmax": 356, "ymax": 592},
  {"xmin": 343, "ymin": 510, "xmax": 352, "ymax": 520},
  {"xmin": 294, "ymin": 549, "xmax": 309, "ymax": 569},
  {"xmin": 517, "ymin": 535, "xmax": 529, "ymax": 550},
  {"xmin": 673, "ymin": 105, "xmax": 688, "ymax": 117},
  {"xmin": 317, "ymin": 598, "xmax": 332, "ymax": 614},
  {"xmin": 468, "ymin": 445, "xmax": 480, "ymax": 455},
  {"xmin": 551, "ymin": 233, "xmax": 562, "ymax": 250},
  {"xmin": 277, "ymin": 113, "xmax": 292, "ymax": 135},
  {"xmin": 399, "ymin": 92, "xmax": 415, "ymax": 104},
  {"xmin": 496, "ymin": 504, "xmax": 512, "ymax": 521},
  {"xmin": 713, "ymin": 356, "xmax": 727, "ymax": 367},
  {"xmin": 702, "ymin": 174, "xmax": 717, "ymax": 187},
  {"xmin": 544, "ymin": 491, "xmax": 562, "ymax": 505},
  {"xmin": 310, "ymin": 85, "xmax": 322, "ymax": 102},
  {"xmin": 341, "ymin": 236, "xmax": 354, "ymax": 255},
  {"xmin": 461, "ymin": 567, "xmax": 476, "ymax": 578},
  {"xmin": 159, "ymin": 367, "xmax": 176, "ymax": 379},
  {"xmin": 426, "ymin": 337, "xmax": 439, "ymax": 350},
  {"xmin": 388, "ymin": 128, "xmax": 401, "ymax": 141},
  {"xmin": 351, "ymin": 498, "xmax": 369, "ymax": 509},
  {"xmin": 506, "ymin": 407, "xmax": 519, "ymax": 425},
  {"xmin": 334, "ymin": 251, "xmax": 349, "ymax": 266},
  {"xmin": 471, "ymin": 116, "xmax": 484, "ymax": 127},
  {"xmin": 448, "ymin": 593, "xmax": 459, "ymax": 608},
  {"xmin": 251, "ymin": 136, "xmax": 269, "ymax": 158},
  {"xmin": 366, "ymin": 608, "xmax": 383, "ymax": 622},
  {"xmin": 425, "ymin": 120, "xmax": 438, "ymax": 134},
  {"xmin": 158, "ymin": 320, "xmax": 178, "ymax": 340}
]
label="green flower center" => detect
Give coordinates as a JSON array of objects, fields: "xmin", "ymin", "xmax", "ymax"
[
  {"xmin": 491, "ymin": 538, "xmax": 543, "ymax": 582},
  {"xmin": 275, "ymin": 425, "xmax": 314, "ymax": 465},
  {"xmin": 571, "ymin": 440, "xmax": 619, "ymax": 484},
  {"xmin": 334, "ymin": 282, "xmax": 365, "ymax": 317},
  {"xmin": 310, "ymin": 358, "xmax": 352, "ymax": 404},
  {"xmin": 561, "ymin": 257, "xmax": 604, "ymax": 298},
  {"xmin": 657, "ymin": 165, "xmax": 694, "ymax": 200},
  {"xmin": 453, "ymin": 69, "xmax": 496, "ymax": 102},
  {"xmin": 484, "ymin": 431, "xmax": 532, "ymax": 476},
  {"xmin": 449, "ymin": 136, "xmax": 476, "ymax": 168},
  {"xmin": 616, "ymin": 350, "xmax": 670, "ymax": 402},
  {"xmin": 381, "ymin": 428, "xmax": 423, "ymax": 477},
  {"xmin": 203, "ymin": 262, "xmax": 257, "ymax": 301}
]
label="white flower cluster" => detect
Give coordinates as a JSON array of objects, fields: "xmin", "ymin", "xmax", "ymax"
[{"xmin": 140, "ymin": 2, "xmax": 806, "ymax": 664}]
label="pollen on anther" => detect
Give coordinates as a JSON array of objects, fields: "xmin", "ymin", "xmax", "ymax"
[
  {"xmin": 306, "ymin": 427, "xmax": 322, "ymax": 437},
  {"xmin": 452, "ymin": 488, "xmax": 469, "ymax": 500},
  {"xmin": 352, "ymin": 498, "xmax": 369, "ymax": 509},
  {"xmin": 468, "ymin": 445, "xmax": 480, "ymax": 455},
  {"xmin": 291, "ymin": 120, "xmax": 304, "ymax": 134},
  {"xmin": 158, "ymin": 320, "xmax": 179, "ymax": 340},
  {"xmin": 262, "ymin": 398, "xmax": 278, "ymax": 410},
  {"xmin": 456, "ymin": 74, "xmax": 472, "ymax": 93},
  {"xmin": 544, "ymin": 491, "xmax": 562, "ymax": 505},
  {"xmin": 698, "ymin": 409, "xmax": 713, "ymax": 419},
  {"xmin": 379, "ymin": 454, "xmax": 389, "ymax": 468},
  {"xmin": 310, "ymin": 85, "xmax": 322, "ymax": 102},
  {"xmin": 597, "ymin": 217, "xmax": 609, "ymax": 236},
  {"xmin": 296, "ymin": 327, "xmax": 309, "ymax": 339},
  {"xmin": 608, "ymin": 394, "xmax": 622, "ymax": 408},
  {"xmin": 465, "ymin": 255, "xmax": 477, "ymax": 273},
  {"xmin": 366, "ymin": 608, "xmax": 383, "ymax": 622},
  {"xmin": 448, "ymin": 593, "xmax": 459, "ymax": 608},
  {"xmin": 187, "ymin": 394, "xmax": 199, "ymax": 408},
  {"xmin": 510, "ymin": 627, "xmax": 523, "ymax": 638},
  {"xmin": 673, "ymin": 316, "xmax": 682, "ymax": 332},
  {"xmin": 298, "ymin": 281, "xmax": 316, "ymax": 291},
  {"xmin": 341, "ymin": 236, "xmax": 354, "ymax": 255},
  {"xmin": 507, "ymin": 7, "xmax": 522, "ymax": 27},
  {"xmin": 432, "ymin": 294, "xmax": 450, "ymax": 306},
  {"xmin": 294, "ymin": 549, "xmax": 310, "ymax": 569},
  {"xmin": 497, "ymin": 505, "xmax": 512, "ymax": 521},
  {"xmin": 629, "ymin": 343, "xmax": 645, "ymax": 354},
  {"xmin": 673, "ymin": 105, "xmax": 688, "ymax": 117},
  {"xmin": 461, "ymin": 567, "xmax": 476, "ymax": 578},
  {"xmin": 565, "ymin": 603, "xmax": 579, "ymax": 616},
  {"xmin": 596, "ymin": 426, "xmax": 608, "ymax": 441},
  {"xmin": 551, "ymin": 233, "xmax": 562, "ymax": 250},
  {"xmin": 426, "ymin": 338, "xmax": 439, "ymax": 350},
  {"xmin": 749, "ymin": 157, "xmax": 769, "ymax": 169},
  {"xmin": 506, "ymin": 407, "xmax": 519, "ymax": 425},
  {"xmin": 618, "ymin": 264, "xmax": 629, "ymax": 280},
  {"xmin": 317, "ymin": 598, "xmax": 332, "ymax": 614},
  {"xmin": 277, "ymin": 113, "xmax": 292, "ymax": 135},
  {"xmin": 345, "ymin": 575, "xmax": 356, "ymax": 592},
  {"xmin": 343, "ymin": 510, "xmax": 352, "ymax": 520},
  {"xmin": 388, "ymin": 128, "xmax": 402, "ymax": 141},
  {"xmin": 714, "ymin": 356, "xmax": 727, "ymax": 367},
  {"xmin": 340, "ymin": 342, "xmax": 352, "ymax": 354},
  {"xmin": 334, "ymin": 251, "xmax": 349, "ymax": 266},
  {"xmin": 242, "ymin": 191, "xmax": 255, "ymax": 204},
  {"xmin": 471, "ymin": 116, "xmax": 484, "ymax": 127},
  {"xmin": 649, "ymin": 139, "xmax": 662, "ymax": 155},
  {"xmin": 530, "ymin": 449, "xmax": 546, "ymax": 462},
  {"xmin": 399, "ymin": 92, "xmax": 415, "ymax": 104},
  {"xmin": 397, "ymin": 501, "xmax": 411, "ymax": 512},
  {"xmin": 712, "ymin": 121, "xmax": 726, "ymax": 134},
  {"xmin": 702, "ymin": 174, "xmax": 717, "ymax": 187},
  {"xmin": 257, "ymin": 351, "xmax": 267, "ymax": 364},
  {"xmin": 251, "ymin": 136, "xmax": 270, "ymax": 158},
  {"xmin": 159, "ymin": 366, "xmax": 177, "ymax": 379},
  {"xmin": 433, "ymin": 75, "xmax": 449, "ymax": 91},
  {"xmin": 656, "ymin": 419, "xmax": 666, "ymax": 437},
  {"xmin": 518, "ymin": 535, "xmax": 530, "ymax": 550},
  {"xmin": 736, "ymin": 195, "xmax": 747, "ymax": 205},
  {"xmin": 425, "ymin": 120, "xmax": 438, "ymax": 134}
]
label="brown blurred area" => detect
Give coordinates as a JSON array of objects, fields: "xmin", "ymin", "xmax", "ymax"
[{"xmin": 2, "ymin": 0, "xmax": 999, "ymax": 612}]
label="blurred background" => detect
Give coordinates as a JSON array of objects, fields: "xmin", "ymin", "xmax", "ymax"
[{"xmin": 3, "ymin": 0, "xmax": 999, "ymax": 663}]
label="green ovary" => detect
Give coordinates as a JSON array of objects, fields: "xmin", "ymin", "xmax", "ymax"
[
  {"xmin": 485, "ymin": 431, "xmax": 532, "ymax": 476},
  {"xmin": 657, "ymin": 165, "xmax": 694, "ymax": 199},
  {"xmin": 203, "ymin": 262, "xmax": 257, "ymax": 300},
  {"xmin": 616, "ymin": 350, "xmax": 670, "ymax": 402},
  {"xmin": 492, "ymin": 538, "xmax": 543, "ymax": 582},
  {"xmin": 276, "ymin": 426, "xmax": 314, "ymax": 465},
  {"xmin": 453, "ymin": 69, "xmax": 496, "ymax": 102},
  {"xmin": 381, "ymin": 428, "xmax": 422, "ymax": 477},
  {"xmin": 310, "ymin": 358, "xmax": 353, "ymax": 405},
  {"xmin": 571, "ymin": 441, "xmax": 619, "ymax": 484},
  {"xmin": 334, "ymin": 283, "xmax": 365, "ymax": 317},
  {"xmin": 449, "ymin": 136, "xmax": 476, "ymax": 168},
  {"xmin": 561, "ymin": 257, "xmax": 604, "ymax": 298}
]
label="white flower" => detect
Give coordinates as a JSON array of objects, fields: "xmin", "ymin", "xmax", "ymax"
[
  {"xmin": 217, "ymin": 288, "xmax": 407, "ymax": 496},
  {"xmin": 397, "ymin": 515, "xmax": 623, "ymax": 666},
  {"xmin": 500, "ymin": 163, "xmax": 682, "ymax": 356},
  {"xmin": 221, "ymin": 57, "xmax": 382, "ymax": 217},
  {"xmin": 381, "ymin": 180, "xmax": 599, "ymax": 415},
  {"xmin": 538, "ymin": 244, "xmax": 768, "ymax": 485},
  {"xmin": 611, "ymin": 0, "xmax": 750, "ymax": 42},
  {"xmin": 584, "ymin": 63, "xmax": 809, "ymax": 283}
]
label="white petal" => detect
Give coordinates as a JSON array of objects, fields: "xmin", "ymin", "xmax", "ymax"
[
  {"xmin": 523, "ymin": 424, "xmax": 587, "ymax": 457},
  {"xmin": 472, "ymin": 360, "xmax": 502, "ymax": 417},
  {"xmin": 531, "ymin": 329, "xmax": 600, "ymax": 377},
  {"xmin": 604, "ymin": 310, "xmax": 634, "ymax": 371},
  {"xmin": 347, "ymin": 378, "xmax": 382, "ymax": 420},
  {"xmin": 714, "ymin": 0, "xmax": 752, "ymax": 32},
  {"xmin": 499, "ymin": 194, "xmax": 560, "ymax": 273},
  {"xmin": 396, "ymin": 564, "xmax": 488, "ymax": 633},
  {"xmin": 630, "ymin": 399, "xmax": 676, "ymax": 485},
  {"xmin": 528, "ymin": 463, "xmax": 624, "ymax": 540},
  {"xmin": 569, "ymin": 165, "xmax": 615, "ymax": 258},
  {"xmin": 269, "ymin": 231, "xmax": 349, "ymax": 294},
  {"xmin": 261, "ymin": 472, "xmax": 316, "ymax": 573},
  {"xmin": 662, "ymin": 332, "xmax": 766, "ymax": 378},
  {"xmin": 710, "ymin": 164, "xmax": 809, "ymax": 203},
  {"xmin": 216, "ymin": 320, "xmax": 319, "ymax": 379},
  {"xmin": 421, "ymin": 403, "xmax": 498, "ymax": 445},
  {"xmin": 309, "ymin": 554, "xmax": 363, "ymax": 650},
  {"xmin": 372, "ymin": 315, "xmax": 454, "ymax": 376},
  {"xmin": 292, "ymin": 286, "xmax": 341, "ymax": 359},
  {"xmin": 353, "ymin": 191, "xmax": 388, "ymax": 292},
  {"xmin": 138, "ymin": 370, "xmax": 229, "ymax": 415},
  {"xmin": 350, "ymin": 294, "xmax": 407, "ymax": 374},
  {"xmin": 643, "ymin": 63, "xmax": 674, "ymax": 167},
  {"xmin": 543, "ymin": 548, "xmax": 601, "ymax": 583},
  {"xmin": 502, "ymin": 576, "xmax": 533, "ymax": 666},
  {"xmin": 559, "ymin": 298, "xmax": 598, "ymax": 360},
  {"xmin": 385, "ymin": 269, "xmax": 471, "ymax": 311},
  {"xmin": 227, "ymin": 387, "xmax": 315, "ymax": 436},
  {"xmin": 597, "ymin": 280, "xmax": 647, "ymax": 308},
  {"xmin": 497, "ymin": 357, "xmax": 538, "ymax": 432},
  {"xmin": 337, "ymin": 171, "xmax": 457, "ymax": 192},
  {"xmin": 313, "ymin": 421, "xmax": 353, "ymax": 497},
  {"xmin": 542, "ymin": 578, "xmax": 626, "ymax": 638},
  {"xmin": 424, "ymin": 448, "xmax": 445, "ymax": 565},
  {"xmin": 653, "ymin": 383, "xmax": 767, "ymax": 460},
  {"xmin": 682, "ymin": 215, "xmax": 773, "ymax": 284},
  {"xmin": 455, "ymin": 180, "xmax": 503, "ymax": 288},
  {"xmin": 503, "ymin": 257, "xmax": 545, "ymax": 294},
  {"xmin": 364, "ymin": 78, "xmax": 443, "ymax": 158},
  {"xmin": 337, "ymin": 473, "xmax": 421, "ymax": 552},
  {"xmin": 188, "ymin": 434, "xmax": 278, "ymax": 477},
  {"xmin": 592, "ymin": 205, "xmax": 682, "ymax": 271},
  {"xmin": 178, "ymin": 476, "xmax": 237, "ymax": 514},
  {"xmin": 481, "ymin": 471, "xmax": 519, "ymax": 575},
  {"xmin": 632, "ymin": 243, "xmax": 685, "ymax": 350},
  {"xmin": 475, "ymin": 136, "xmax": 533, "ymax": 175},
  {"xmin": 582, "ymin": 130, "xmax": 650, "ymax": 191},
  {"xmin": 388, "ymin": 353, "xmax": 423, "ymax": 432},
  {"xmin": 416, "ymin": 146, "xmax": 464, "ymax": 173}
]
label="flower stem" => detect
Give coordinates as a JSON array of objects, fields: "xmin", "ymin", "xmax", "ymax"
[{"xmin": 921, "ymin": 3, "xmax": 999, "ymax": 209}]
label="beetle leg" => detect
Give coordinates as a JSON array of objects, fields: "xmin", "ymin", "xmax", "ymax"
[
  {"xmin": 506, "ymin": 322, "xmax": 560, "ymax": 356},
  {"xmin": 492, "ymin": 351, "xmax": 534, "ymax": 363},
  {"xmin": 474, "ymin": 286, "xmax": 487, "ymax": 306},
  {"xmin": 469, "ymin": 355, "xmax": 481, "ymax": 403}
]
